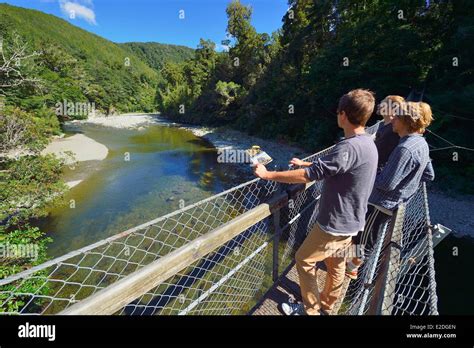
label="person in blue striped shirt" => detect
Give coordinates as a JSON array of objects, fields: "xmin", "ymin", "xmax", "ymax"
[{"xmin": 346, "ymin": 101, "xmax": 435, "ymax": 279}]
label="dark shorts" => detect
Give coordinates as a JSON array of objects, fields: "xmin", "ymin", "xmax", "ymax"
[{"xmin": 353, "ymin": 205, "xmax": 392, "ymax": 259}]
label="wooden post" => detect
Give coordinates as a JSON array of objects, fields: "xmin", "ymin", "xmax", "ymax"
[
  {"xmin": 272, "ymin": 209, "xmax": 281, "ymax": 282},
  {"xmin": 366, "ymin": 203, "xmax": 405, "ymax": 315}
]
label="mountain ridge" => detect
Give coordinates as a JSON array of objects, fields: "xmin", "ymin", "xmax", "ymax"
[{"xmin": 0, "ymin": 3, "xmax": 194, "ymax": 113}]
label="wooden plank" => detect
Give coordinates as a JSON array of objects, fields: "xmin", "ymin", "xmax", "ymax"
[
  {"xmin": 250, "ymin": 263, "xmax": 351, "ymax": 315},
  {"xmin": 272, "ymin": 209, "xmax": 281, "ymax": 282},
  {"xmin": 60, "ymin": 191, "xmax": 288, "ymax": 315},
  {"xmin": 367, "ymin": 204, "xmax": 406, "ymax": 315}
]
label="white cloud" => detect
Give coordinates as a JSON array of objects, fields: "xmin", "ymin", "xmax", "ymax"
[
  {"xmin": 59, "ymin": 0, "xmax": 97, "ymax": 25},
  {"xmin": 216, "ymin": 43, "xmax": 230, "ymax": 52}
]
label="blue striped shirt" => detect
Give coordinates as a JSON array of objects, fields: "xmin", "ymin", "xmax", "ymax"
[{"xmin": 369, "ymin": 133, "xmax": 435, "ymax": 210}]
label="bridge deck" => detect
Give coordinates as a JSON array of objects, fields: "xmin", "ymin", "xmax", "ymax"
[{"xmin": 249, "ymin": 262, "xmax": 350, "ymax": 315}]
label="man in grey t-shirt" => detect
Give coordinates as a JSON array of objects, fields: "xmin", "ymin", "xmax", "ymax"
[
  {"xmin": 303, "ymin": 133, "xmax": 378, "ymax": 235},
  {"xmin": 253, "ymin": 89, "xmax": 378, "ymax": 315}
]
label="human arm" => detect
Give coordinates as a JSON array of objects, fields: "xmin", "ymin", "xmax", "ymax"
[
  {"xmin": 254, "ymin": 142, "xmax": 356, "ymax": 183},
  {"xmin": 303, "ymin": 142, "xmax": 357, "ymax": 181},
  {"xmin": 253, "ymin": 164, "xmax": 311, "ymax": 184},
  {"xmin": 421, "ymin": 160, "xmax": 435, "ymax": 182}
]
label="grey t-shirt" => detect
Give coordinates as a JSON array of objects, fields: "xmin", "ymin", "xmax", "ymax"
[{"xmin": 304, "ymin": 133, "xmax": 378, "ymax": 236}]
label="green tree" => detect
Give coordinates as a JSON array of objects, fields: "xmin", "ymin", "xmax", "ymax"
[
  {"xmin": 0, "ymin": 29, "xmax": 67, "ymax": 313},
  {"xmin": 224, "ymin": 0, "xmax": 270, "ymax": 89}
]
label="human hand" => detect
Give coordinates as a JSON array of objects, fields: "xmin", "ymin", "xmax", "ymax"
[
  {"xmin": 289, "ymin": 158, "xmax": 304, "ymax": 167},
  {"xmin": 253, "ymin": 163, "xmax": 269, "ymax": 180}
]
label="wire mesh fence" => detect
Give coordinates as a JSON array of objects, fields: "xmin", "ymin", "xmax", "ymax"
[
  {"xmin": 389, "ymin": 184, "xmax": 438, "ymax": 315},
  {"xmin": 0, "ymin": 120, "xmax": 438, "ymax": 315},
  {"xmin": 119, "ymin": 217, "xmax": 271, "ymax": 315},
  {"xmin": 341, "ymin": 183, "xmax": 437, "ymax": 315},
  {"xmin": 0, "ymin": 178, "xmax": 278, "ymax": 314}
]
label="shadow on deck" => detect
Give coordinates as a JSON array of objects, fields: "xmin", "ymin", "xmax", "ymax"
[{"xmin": 249, "ymin": 262, "xmax": 350, "ymax": 315}]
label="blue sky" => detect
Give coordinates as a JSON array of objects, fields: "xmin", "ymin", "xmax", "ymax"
[{"xmin": 4, "ymin": 0, "xmax": 289, "ymax": 49}]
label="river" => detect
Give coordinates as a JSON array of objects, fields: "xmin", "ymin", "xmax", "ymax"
[{"xmin": 35, "ymin": 121, "xmax": 242, "ymax": 258}]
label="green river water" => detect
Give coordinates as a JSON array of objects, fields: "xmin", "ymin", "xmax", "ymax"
[{"xmin": 35, "ymin": 120, "xmax": 241, "ymax": 258}]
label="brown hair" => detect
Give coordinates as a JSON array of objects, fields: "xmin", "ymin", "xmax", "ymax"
[
  {"xmin": 398, "ymin": 101, "xmax": 434, "ymax": 133},
  {"xmin": 337, "ymin": 89, "xmax": 375, "ymax": 126}
]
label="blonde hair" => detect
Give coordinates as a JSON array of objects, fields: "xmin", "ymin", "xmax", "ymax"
[
  {"xmin": 378, "ymin": 95, "xmax": 405, "ymax": 116},
  {"xmin": 399, "ymin": 101, "xmax": 434, "ymax": 133},
  {"xmin": 418, "ymin": 102, "xmax": 434, "ymax": 133},
  {"xmin": 385, "ymin": 95, "xmax": 405, "ymax": 104}
]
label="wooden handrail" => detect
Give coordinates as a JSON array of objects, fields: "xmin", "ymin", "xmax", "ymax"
[
  {"xmin": 60, "ymin": 189, "xmax": 293, "ymax": 315},
  {"xmin": 367, "ymin": 203, "xmax": 406, "ymax": 315}
]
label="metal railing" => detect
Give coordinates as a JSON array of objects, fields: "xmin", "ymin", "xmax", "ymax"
[{"xmin": 0, "ymin": 121, "xmax": 439, "ymax": 315}]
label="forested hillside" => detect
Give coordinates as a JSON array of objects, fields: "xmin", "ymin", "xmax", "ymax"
[
  {"xmin": 0, "ymin": 3, "xmax": 159, "ymax": 114},
  {"xmin": 158, "ymin": 0, "xmax": 474, "ymax": 193},
  {"xmin": 0, "ymin": 3, "xmax": 195, "ymax": 115},
  {"xmin": 121, "ymin": 42, "xmax": 194, "ymax": 72}
]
